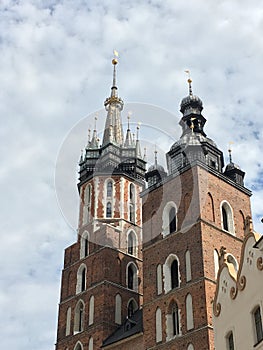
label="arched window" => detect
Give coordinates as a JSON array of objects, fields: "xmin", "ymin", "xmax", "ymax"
[
  {"xmin": 127, "ymin": 299, "xmax": 138, "ymax": 318},
  {"xmin": 221, "ymin": 201, "xmax": 235, "ymax": 234},
  {"xmin": 80, "ymin": 231, "xmax": 89, "ymax": 259},
  {"xmin": 156, "ymin": 264, "xmax": 162, "ymax": 295},
  {"xmin": 171, "ymin": 260, "xmax": 179, "ymax": 289},
  {"xmin": 169, "ymin": 207, "xmax": 177, "ymax": 233},
  {"xmin": 166, "ymin": 300, "xmax": 180, "ymax": 341},
  {"xmin": 88, "ymin": 337, "xmax": 93, "ymax": 350},
  {"xmin": 74, "ymin": 300, "xmax": 84, "ymax": 334},
  {"xmin": 226, "ymin": 331, "xmax": 235, "ymax": 350},
  {"xmin": 129, "ymin": 204, "xmax": 135, "ymax": 223},
  {"xmin": 76, "ymin": 264, "xmax": 87, "ymax": 294},
  {"xmin": 186, "ymin": 294, "xmax": 194, "ymax": 330},
  {"xmin": 127, "ymin": 263, "xmax": 138, "ymax": 291},
  {"xmin": 106, "ymin": 180, "xmax": 113, "ymax": 197},
  {"xmin": 129, "ymin": 183, "xmax": 136, "ymax": 223},
  {"xmin": 172, "ymin": 303, "xmax": 180, "ymax": 336},
  {"xmin": 127, "ymin": 230, "xmax": 137, "ymax": 256},
  {"xmin": 185, "ymin": 250, "xmax": 192, "ymax": 282},
  {"xmin": 106, "ymin": 202, "xmax": 112, "ymax": 218},
  {"xmin": 115, "ymin": 294, "xmax": 122, "ymax": 324},
  {"xmin": 162, "ymin": 202, "xmax": 177, "ymax": 236},
  {"xmin": 129, "ymin": 183, "xmax": 135, "ymax": 201},
  {"xmin": 74, "ymin": 341, "xmax": 84, "ymax": 350},
  {"xmin": 253, "ymin": 306, "xmax": 263, "ymax": 344},
  {"xmin": 163, "ymin": 254, "xmax": 180, "ymax": 293},
  {"xmin": 89, "ymin": 295, "xmax": 94, "ymax": 325},
  {"xmin": 187, "ymin": 344, "xmax": 194, "ymax": 350},
  {"xmin": 156, "ymin": 307, "xmax": 162, "ymax": 343},
  {"xmin": 83, "ymin": 184, "xmax": 92, "ymax": 225},
  {"xmin": 222, "ymin": 206, "xmax": 228, "ymax": 231},
  {"xmin": 66, "ymin": 307, "xmax": 71, "ymax": 336}
]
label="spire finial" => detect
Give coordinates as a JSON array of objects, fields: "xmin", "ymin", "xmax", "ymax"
[
  {"xmin": 228, "ymin": 142, "xmax": 234, "ymax": 163},
  {"xmin": 154, "ymin": 145, "xmax": 158, "ymax": 167},
  {"xmin": 136, "ymin": 122, "xmax": 141, "ymax": 140},
  {"xmin": 185, "ymin": 70, "xmax": 193, "ymax": 96},
  {"xmin": 112, "ymin": 50, "xmax": 118, "ymax": 87},
  {"xmin": 94, "ymin": 114, "xmax": 98, "ymax": 131},
  {"xmin": 88, "ymin": 128, "xmax": 91, "ymax": 143},
  {"xmin": 127, "ymin": 112, "xmax": 131, "ymax": 130},
  {"xmin": 143, "ymin": 147, "xmax": 147, "ymax": 161}
]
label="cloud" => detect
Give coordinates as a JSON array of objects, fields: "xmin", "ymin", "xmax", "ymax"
[{"xmin": 1, "ymin": 1, "xmax": 263, "ymax": 349}]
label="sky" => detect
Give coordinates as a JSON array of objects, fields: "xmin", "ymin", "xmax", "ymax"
[{"xmin": 1, "ymin": 0, "xmax": 263, "ymax": 349}]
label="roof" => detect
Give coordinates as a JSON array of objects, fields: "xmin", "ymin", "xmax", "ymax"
[{"xmin": 102, "ymin": 309, "xmax": 143, "ymax": 347}]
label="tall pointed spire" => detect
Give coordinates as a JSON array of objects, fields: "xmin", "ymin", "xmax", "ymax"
[
  {"xmin": 102, "ymin": 51, "xmax": 124, "ymax": 146},
  {"xmin": 135, "ymin": 123, "xmax": 142, "ymax": 158},
  {"xmin": 89, "ymin": 115, "xmax": 99, "ymax": 148},
  {"xmin": 124, "ymin": 113, "xmax": 134, "ymax": 147}
]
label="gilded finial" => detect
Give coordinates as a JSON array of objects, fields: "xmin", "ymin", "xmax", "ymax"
[
  {"xmin": 112, "ymin": 49, "xmax": 119, "ymax": 65},
  {"xmin": 185, "ymin": 70, "xmax": 193, "ymax": 96}
]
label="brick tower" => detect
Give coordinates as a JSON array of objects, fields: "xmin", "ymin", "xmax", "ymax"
[
  {"xmin": 55, "ymin": 55, "xmax": 146, "ymax": 350},
  {"xmin": 55, "ymin": 61, "xmax": 254, "ymax": 350},
  {"xmin": 141, "ymin": 77, "xmax": 252, "ymax": 349}
]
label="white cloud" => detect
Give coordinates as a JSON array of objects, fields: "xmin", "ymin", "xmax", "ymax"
[{"xmin": 1, "ymin": 0, "xmax": 263, "ymax": 348}]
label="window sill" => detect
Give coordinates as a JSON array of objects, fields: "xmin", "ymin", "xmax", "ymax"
[{"xmin": 254, "ymin": 338, "xmax": 263, "ymax": 348}]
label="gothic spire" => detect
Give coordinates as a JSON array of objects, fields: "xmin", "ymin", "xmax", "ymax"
[
  {"xmin": 124, "ymin": 114, "xmax": 134, "ymax": 147},
  {"xmin": 102, "ymin": 51, "xmax": 124, "ymax": 147}
]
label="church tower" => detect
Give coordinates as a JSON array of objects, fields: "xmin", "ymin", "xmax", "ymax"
[
  {"xmin": 55, "ymin": 55, "xmax": 146, "ymax": 350},
  {"xmin": 141, "ymin": 77, "xmax": 252, "ymax": 349}
]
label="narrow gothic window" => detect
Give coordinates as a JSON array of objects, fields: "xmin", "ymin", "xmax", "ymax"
[
  {"xmin": 89, "ymin": 295, "xmax": 95, "ymax": 325},
  {"xmin": 88, "ymin": 337, "xmax": 93, "ymax": 350},
  {"xmin": 107, "ymin": 181, "xmax": 113, "ymax": 197},
  {"xmin": 227, "ymin": 332, "xmax": 235, "ymax": 350},
  {"xmin": 127, "ymin": 299, "xmax": 137, "ymax": 318},
  {"xmin": 127, "ymin": 263, "xmax": 138, "ymax": 291},
  {"xmin": 171, "ymin": 259, "xmax": 179, "ymax": 289},
  {"xmin": 74, "ymin": 301, "xmax": 84, "ymax": 333},
  {"xmin": 222, "ymin": 206, "xmax": 228, "ymax": 231},
  {"xmin": 115, "ymin": 294, "xmax": 122, "ymax": 324},
  {"xmin": 172, "ymin": 303, "xmax": 180, "ymax": 336},
  {"xmin": 128, "ymin": 234, "xmax": 133, "ymax": 255},
  {"xmin": 128, "ymin": 265, "xmax": 134, "ymax": 289},
  {"xmin": 130, "ymin": 183, "xmax": 135, "ymax": 201},
  {"xmin": 81, "ymin": 268, "xmax": 86, "ymax": 292},
  {"xmin": 156, "ymin": 264, "xmax": 162, "ymax": 295},
  {"xmin": 156, "ymin": 307, "xmax": 162, "ymax": 343},
  {"xmin": 84, "ymin": 238, "xmax": 89, "ymax": 257},
  {"xmin": 106, "ymin": 202, "xmax": 112, "ymax": 218},
  {"xmin": 185, "ymin": 250, "xmax": 192, "ymax": 282},
  {"xmin": 128, "ymin": 231, "xmax": 136, "ymax": 256},
  {"xmin": 74, "ymin": 342, "xmax": 83, "ymax": 350},
  {"xmin": 66, "ymin": 307, "xmax": 71, "ymax": 336},
  {"xmin": 254, "ymin": 306, "xmax": 263, "ymax": 344},
  {"xmin": 169, "ymin": 207, "xmax": 176, "ymax": 233},
  {"xmin": 186, "ymin": 293, "xmax": 194, "ymax": 330},
  {"xmin": 221, "ymin": 201, "xmax": 234, "ymax": 234},
  {"xmin": 129, "ymin": 204, "xmax": 135, "ymax": 223}
]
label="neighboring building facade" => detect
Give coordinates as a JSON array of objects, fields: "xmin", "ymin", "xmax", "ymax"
[
  {"xmin": 55, "ymin": 58, "xmax": 257, "ymax": 350},
  {"xmin": 213, "ymin": 219, "xmax": 263, "ymax": 350}
]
